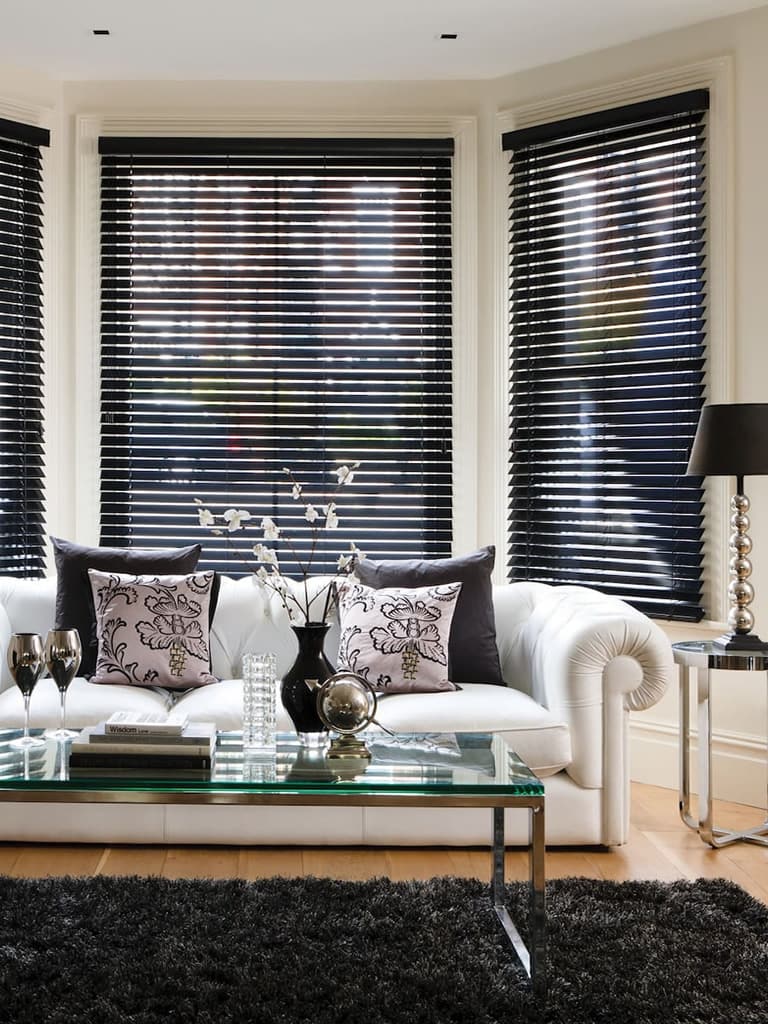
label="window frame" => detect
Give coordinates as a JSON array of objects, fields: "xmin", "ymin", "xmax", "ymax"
[
  {"xmin": 493, "ymin": 57, "xmax": 734, "ymax": 623},
  {"xmin": 75, "ymin": 113, "xmax": 479, "ymax": 561}
]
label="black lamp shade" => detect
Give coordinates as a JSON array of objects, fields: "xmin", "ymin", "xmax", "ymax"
[{"xmin": 687, "ymin": 404, "xmax": 768, "ymax": 477}]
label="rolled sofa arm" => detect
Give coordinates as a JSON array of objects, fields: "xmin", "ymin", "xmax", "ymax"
[{"xmin": 515, "ymin": 584, "xmax": 674, "ymax": 792}]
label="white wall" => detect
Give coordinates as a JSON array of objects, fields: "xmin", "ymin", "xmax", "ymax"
[{"xmin": 5, "ymin": 4, "xmax": 768, "ymax": 802}]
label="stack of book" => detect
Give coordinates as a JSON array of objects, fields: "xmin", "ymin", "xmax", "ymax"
[{"xmin": 69, "ymin": 712, "xmax": 217, "ymax": 779}]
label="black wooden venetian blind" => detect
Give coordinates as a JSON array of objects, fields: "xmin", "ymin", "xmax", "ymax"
[
  {"xmin": 0, "ymin": 117, "xmax": 49, "ymax": 577},
  {"xmin": 99, "ymin": 136, "xmax": 453, "ymax": 574},
  {"xmin": 502, "ymin": 90, "xmax": 708, "ymax": 620}
]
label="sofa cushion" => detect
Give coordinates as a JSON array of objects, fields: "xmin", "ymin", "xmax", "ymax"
[
  {"xmin": 174, "ymin": 680, "xmax": 572, "ymax": 778},
  {"xmin": 0, "ymin": 676, "xmax": 172, "ymax": 730},
  {"xmin": 372, "ymin": 684, "xmax": 572, "ymax": 778},
  {"xmin": 51, "ymin": 537, "xmax": 202, "ymax": 677},
  {"xmin": 89, "ymin": 570, "xmax": 219, "ymax": 689},
  {"xmin": 337, "ymin": 581, "xmax": 461, "ymax": 693},
  {"xmin": 356, "ymin": 546, "xmax": 504, "ymax": 685}
]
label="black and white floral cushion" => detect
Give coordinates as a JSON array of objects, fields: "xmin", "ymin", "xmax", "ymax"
[
  {"xmin": 88, "ymin": 569, "xmax": 218, "ymax": 689},
  {"xmin": 337, "ymin": 581, "xmax": 462, "ymax": 693}
]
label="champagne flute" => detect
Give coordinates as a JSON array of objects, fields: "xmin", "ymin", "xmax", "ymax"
[
  {"xmin": 7, "ymin": 633, "xmax": 46, "ymax": 749},
  {"xmin": 44, "ymin": 629, "xmax": 81, "ymax": 740}
]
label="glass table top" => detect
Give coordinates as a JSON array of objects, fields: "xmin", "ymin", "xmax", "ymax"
[
  {"xmin": 0, "ymin": 730, "xmax": 544, "ymax": 799},
  {"xmin": 672, "ymin": 640, "xmax": 768, "ymax": 670}
]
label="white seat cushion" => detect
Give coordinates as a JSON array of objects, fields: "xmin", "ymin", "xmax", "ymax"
[
  {"xmin": 0, "ymin": 676, "xmax": 571, "ymax": 781},
  {"xmin": 174, "ymin": 680, "xmax": 572, "ymax": 778},
  {"xmin": 0, "ymin": 677, "xmax": 171, "ymax": 729},
  {"xmin": 174, "ymin": 678, "xmax": 297, "ymax": 733},
  {"xmin": 174, "ymin": 679, "xmax": 573, "ymax": 774},
  {"xmin": 373, "ymin": 683, "xmax": 571, "ymax": 777}
]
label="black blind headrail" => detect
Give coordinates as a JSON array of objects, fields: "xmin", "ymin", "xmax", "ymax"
[
  {"xmin": 0, "ymin": 118, "xmax": 49, "ymax": 149},
  {"xmin": 0, "ymin": 122, "xmax": 46, "ymax": 577},
  {"xmin": 502, "ymin": 89, "xmax": 709, "ymax": 150},
  {"xmin": 507, "ymin": 91, "xmax": 708, "ymax": 622},
  {"xmin": 99, "ymin": 136, "xmax": 453, "ymax": 574},
  {"xmin": 98, "ymin": 137, "xmax": 454, "ymax": 157}
]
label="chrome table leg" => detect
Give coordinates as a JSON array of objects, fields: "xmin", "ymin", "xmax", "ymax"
[{"xmin": 492, "ymin": 805, "xmax": 546, "ymax": 998}]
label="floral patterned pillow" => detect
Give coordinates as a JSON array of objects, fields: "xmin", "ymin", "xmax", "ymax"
[
  {"xmin": 337, "ymin": 581, "xmax": 462, "ymax": 693},
  {"xmin": 88, "ymin": 570, "xmax": 218, "ymax": 689}
]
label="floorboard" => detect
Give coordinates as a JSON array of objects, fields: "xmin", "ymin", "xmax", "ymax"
[{"xmin": 1, "ymin": 783, "xmax": 765, "ymax": 901}]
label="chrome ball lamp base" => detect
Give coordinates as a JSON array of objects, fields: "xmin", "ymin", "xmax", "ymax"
[{"xmin": 714, "ymin": 481, "xmax": 768, "ymax": 652}]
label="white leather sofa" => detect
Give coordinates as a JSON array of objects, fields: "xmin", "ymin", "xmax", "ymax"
[{"xmin": 0, "ymin": 574, "xmax": 673, "ymax": 847}]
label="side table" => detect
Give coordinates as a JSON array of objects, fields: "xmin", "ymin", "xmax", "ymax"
[{"xmin": 673, "ymin": 640, "xmax": 768, "ymax": 847}]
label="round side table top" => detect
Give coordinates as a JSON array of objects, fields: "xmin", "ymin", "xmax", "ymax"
[{"xmin": 672, "ymin": 639, "xmax": 768, "ymax": 670}]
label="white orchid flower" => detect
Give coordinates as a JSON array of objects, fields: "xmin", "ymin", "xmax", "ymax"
[
  {"xmin": 223, "ymin": 508, "xmax": 252, "ymax": 532},
  {"xmin": 291, "ymin": 482, "xmax": 302, "ymax": 500},
  {"xmin": 337, "ymin": 553, "xmax": 353, "ymax": 571},
  {"xmin": 197, "ymin": 508, "xmax": 215, "ymax": 528},
  {"xmin": 350, "ymin": 542, "xmax": 365, "ymax": 561},
  {"xmin": 261, "ymin": 516, "xmax": 280, "ymax": 540},
  {"xmin": 253, "ymin": 543, "xmax": 278, "ymax": 566},
  {"xmin": 305, "ymin": 503, "xmax": 320, "ymax": 523},
  {"xmin": 256, "ymin": 566, "xmax": 269, "ymax": 582},
  {"xmin": 270, "ymin": 568, "xmax": 288, "ymax": 596},
  {"xmin": 323, "ymin": 502, "xmax": 339, "ymax": 530},
  {"xmin": 334, "ymin": 462, "xmax": 359, "ymax": 485}
]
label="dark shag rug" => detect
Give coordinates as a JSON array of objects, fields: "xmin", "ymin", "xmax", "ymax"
[{"xmin": 0, "ymin": 874, "xmax": 766, "ymax": 1024}]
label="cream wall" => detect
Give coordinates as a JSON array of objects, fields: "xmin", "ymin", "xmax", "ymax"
[{"xmin": 4, "ymin": 2, "xmax": 768, "ymax": 801}]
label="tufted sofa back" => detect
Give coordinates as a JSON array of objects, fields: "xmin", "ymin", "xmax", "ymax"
[{"xmin": 0, "ymin": 572, "xmax": 552, "ymax": 693}]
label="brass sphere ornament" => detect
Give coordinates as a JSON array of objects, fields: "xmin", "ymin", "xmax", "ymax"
[{"xmin": 315, "ymin": 671, "xmax": 378, "ymax": 760}]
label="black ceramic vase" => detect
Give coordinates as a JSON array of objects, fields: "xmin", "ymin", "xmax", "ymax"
[{"xmin": 280, "ymin": 622, "xmax": 335, "ymax": 743}]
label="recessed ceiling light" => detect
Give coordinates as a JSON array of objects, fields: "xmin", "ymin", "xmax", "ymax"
[
  {"xmin": 439, "ymin": 33, "xmax": 458, "ymax": 40},
  {"xmin": 92, "ymin": 29, "xmax": 110, "ymax": 36}
]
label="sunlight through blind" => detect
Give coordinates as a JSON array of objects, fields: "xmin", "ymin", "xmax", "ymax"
[
  {"xmin": 502, "ymin": 91, "xmax": 708, "ymax": 620},
  {"xmin": 98, "ymin": 137, "xmax": 454, "ymax": 575}
]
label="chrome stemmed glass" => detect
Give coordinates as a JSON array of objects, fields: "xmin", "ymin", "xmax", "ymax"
[
  {"xmin": 7, "ymin": 633, "xmax": 46, "ymax": 749},
  {"xmin": 44, "ymin": 629, "xmax": 81, "ymax": 740}
]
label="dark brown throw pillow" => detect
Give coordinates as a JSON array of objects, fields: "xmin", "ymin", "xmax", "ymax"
[
  {"xmin": 51, "ymin": 536, "xmax": 202, "ymax": 677},
  {"xmin": 355, "ymin": 546, "xmax": 504, "ymax": 685}
]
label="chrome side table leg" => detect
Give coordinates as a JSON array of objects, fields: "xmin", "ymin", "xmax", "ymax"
[
  {"xmin": 698, "ymin": 664, "xmax": 716, "ymax": 846},
  {"xmin": 673, "ymin": 642, "xmax": 768, "ymax": 847},
  {"xmin": 697, "ymin": 667, "xmax": 768, "ymax": 846},
  {"xmin": 679, "ymin": 663, "xmax": 697, "ymax": 830}
]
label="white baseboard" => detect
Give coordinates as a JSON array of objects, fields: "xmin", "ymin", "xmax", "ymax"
[{"xmin": 630, "ymin": 717, "xmax": 767, "ymax": 808}]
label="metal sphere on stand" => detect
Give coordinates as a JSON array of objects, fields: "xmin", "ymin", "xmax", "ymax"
[{"xmin": 315, "ymin": 671, "xmax": 378, "ymax": 760}]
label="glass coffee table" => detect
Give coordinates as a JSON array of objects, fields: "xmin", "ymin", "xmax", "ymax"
[{"xmin": 0, "ymin": 728, "xmax": 546, "ymax": 997}]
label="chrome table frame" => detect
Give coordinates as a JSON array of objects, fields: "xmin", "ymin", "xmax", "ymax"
[
  {"xmin": 493, "ymin": 802, "xmax": 546, "ymax": 997},
  {"xmin": 674, "ymin": 641, "xmax": 768, "ymax": 847},
  {"xmin": 0, "ymin": 735, "xmax": 547, "ymax": 998}
]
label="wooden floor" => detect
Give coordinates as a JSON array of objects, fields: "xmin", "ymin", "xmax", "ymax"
[{"xmin": 2, "ymin": 782, "xmax": 768, "ymax": 903}]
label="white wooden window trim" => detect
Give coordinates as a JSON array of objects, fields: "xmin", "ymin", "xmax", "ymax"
[
  {"xmin": 75, "ymin": 112, "xmax": 478, "ymax": 556},
  {"xmin": 492, "ymin": 57, "xmax": 733, "ymax": 621}
]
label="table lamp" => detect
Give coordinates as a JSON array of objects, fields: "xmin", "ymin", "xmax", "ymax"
[{"xmin": 687, "ymin": 403, "xmax": 768, "ymax": 651}]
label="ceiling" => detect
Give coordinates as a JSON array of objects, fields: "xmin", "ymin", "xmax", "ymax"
[{"xmin": 1, "ymin": 0, "xmax": 766, "ymax": 82}]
